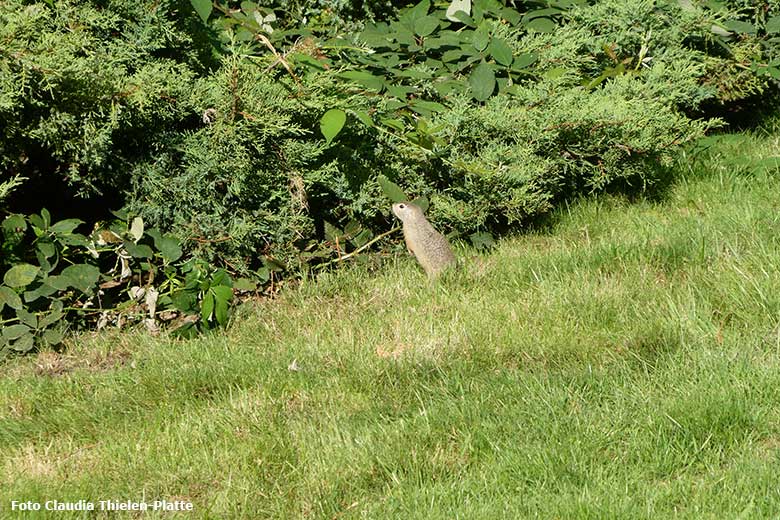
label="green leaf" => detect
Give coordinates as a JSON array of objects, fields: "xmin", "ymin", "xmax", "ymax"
[
  {"xmin": 50, "ymin": 218, "xmax": 83, "ymax": 234},
  {"xmin": 234, "ymin": 278, "xmax": 257, "ymax": 291},
  {"xmin": 4, "ymin": 264, "xmax": 40, "ymax": 288},
  {"xmin": 172, "ymin": 291, "xmax": 198, "ymax": 313},
  {"xmin": 23, "ymin": 283, "xmax": 57, "ymax": 303},
  {"xmin": 353, "ymin": 110, "xmax": 374, "ymax": 128},
  {"xmin": 190, "ymin": 0, "xmax": 212, "ymax": 23},
  {"xmin": 526, "ymin": 17, "xmax": 556, "ymax": 32},
  {"xmin": 214, "ymin": 297, "xmax": 229, "ymax": 326},
  {"xmin": 408, "ymin": 100, "xmax": 447, "ymax": 116},
  {"xmin": 543, "ymin": 67, "xmax": 568, "ymax": 80},
  {"xmin": 513, "ymin": 52, "xmax": 538, "ymax": 69},
  {"xmin": 320, "ymin": 109, "xmax": 347, "ymax": 145},
  {"xmin": 29, "ymin": 213, "xmax": 45, "ymax": 231},
  {"xmin": 2, "ymin": 214, "xmax": 26, "ymax": 237},
  {"xmin": 60, "ymin": 264, "xmax": 100, "ymax": 293},
  {"xmin": 158, "ymin": 236, "xmax": 183, "ymax": 263},
  {"xmin": 767, "ymin": 15, "xmax": 780, "ymax": 34},
  {"xmin": 414, "ymin": 15, "xmax": 440, "ymax": 36},
  {"xmin": 407, "ymin": 0, "xmax": 431, "ymax": 21},
  {"xmin": 338, "ymin": 71, "xmax": 385, "ymax": 91},
  {"xmin": 124, "ymin": 242, "xmax": 154, "ymax": 258},
  {"xmin": 488, "ymin": 37, "xmax": 513, "ymax": 66},
  {"xmin": 324, "ymin": 220, "xmax": 343, "ymax": 242},
  {"xmin": 39, "ymin": 301, "xmax": 64, "ymax": 329},
  {"xmin": 469, "ymin": 62, "xmax": 496, "ymax": 101},
  {"xmin": 378, "ymin": 175, "xmax": 408, "ymax": 202},
  {"xmin": 11, "ymin": 334, "xmax": 35, "ymax": 353},
  {"xmin": 42, "ymin": 329, "xmax": 64, "ymax": 346},
  {"xmin": 472, "ymin": 21, "xmax": 490, "ymax": 51},
  {"xmin": 2, "ymin": 324, "xmax": 30, "ymax": 341},
  {"xmin": 212, "ymin": 285, "xmax": 233, "ymax": 303},
  {"xmin": 46, "ymin": 275, "xmax": 71, "ymax": 291},
  {"xmin": 0, "ymin": 286, "xmax": 22, "ymax": 311},
  {"xmin": 724, "ymin": 19, "xmax": 756, "ymax": 34},
  {"xmin": 411, "ymin": 196, "xmax": 430, "ymax": 212},
  {"xmin": 16, "ymin": 308, "xmax": 37, "ymax": 328},
  {"xmin": 201, "ymin": 291, "xmax": 215, "ymax": 323},
  {"xmin": 36, "ymin": 241, "xmax": 56, "ymax": 259},
  {"xmin": 469, "ymin": 231, "xmax": 496, "ymax": 249},
  {"xmin": 211, "ymin": 269, "xmax": 232, "ymax": 287}
]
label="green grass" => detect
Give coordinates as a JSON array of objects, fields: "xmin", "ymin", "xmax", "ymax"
[{"xmin": 2, "ymin": 124, "xmax": 780, "ymax": 519}]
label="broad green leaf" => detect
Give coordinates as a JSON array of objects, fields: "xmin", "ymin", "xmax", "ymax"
[
  {"xmin": 470, "ymin": 231, "xmax": 496, "ymax": 249},
  {"xmin": 39, "ymin": 302, "xmax": 64, "ymax": 329},
  {"xmin": 37, "ymin": 241, "xmax": 56, "ymax": 258},
  {"xmin": 46, "ymin": 275, "xmax": 71, "ymax": 291},
  {"xmin": 767, "ymin": 15, "xmax": 780, "ymax": 34},
  {"xmin": 2, "ymin": 324, "xmax": 29, "ymax": 341},
  {"xmin": 526, "ymin": 17, "xmax": 556, "ymax": 32},
  {"xmin": 23, "ymin": 283, "xmax": 57, "ymax": 303},
  {"xmin": 543, "ymin": 67, "xmax": 568, "ymax": 80},
  {"xmin": 172, "ymin": 291, "xmax": 198, "ymax": 313},
  {"xmin": 414, "ymin": 15, "xmax": 439, "ymax": 36},
  {"xmin": 2, "ymin": 214, "xmax": 26, "ymax": 237},
  {"xmin": 408, "ymin": 100, "xmax": 447, "ymax": 116},
  {"xmin": 489, "ymin": 37, "xmax": 513, "ymax": 66},
  {"xmin": 212, "ymin": 285, "xmax": 233, "ymax": 304},
  {"xmin": 214, "ymin": 297, "xmax": 229, "ymax": 326},
  {"xmin": 29, "ymin": 213, "xmax": 45, "ymax": 231},
  {"xmin": 469, "ymin": 62, "xmax": 496, "ymax": 101},
  {"xmin": 408, "ymin": 0, "xmax": 431, "ymax": 21},
  {"xmin": 50, "ymin": 218, "xmax": 83, "ymax": 234},
  {"xmin": 472, "ymin": 21, "xmax": 490, "ymax": 51},
  {"xmin": 324, "ymin": 221, "xmax": 342, "ymax": 242},
  {"xmin": 353, "ymin": 110, "xmax": 374, "ymax": 128},
  {"xmin": 3, "ymin": 264, "xmax": 40, "ymax": 288},
  {"xmin": 724, "ymin": 19, "xmax": 756, "ymax": 34},
  {"xmin": 320, "ymin": 109, "xmax": 347, "ymax": 145},
  {"xmin": 11, "ymin": 334, "xmax": 35, "ymax": 353},
  {"xmin": 60, "ymin": 264, "xmax": 100, "ymax": 293},
  {"xmin": 0, "ymin": 286, "xmax": 22, "ymax": 311},
  {"xmin": 337, "ymin": 71, "xmax": 385, "ymax": 91},
  {"xmin": 16, "ymin": 308, "xmax": 37, "ymax": 328},
  {"xmin": 446, "ymin": 0, "xmax": 471, "ymax": 22},
  {"xmin": 201, "ymin": 292, "xmax": 215, "ymax": 323},
  {"xmin": 124, "ymin": 242, "xmax": 153, "ymax": 258},
  {"xmin": 158, "ymin": 236, "xmax": 183, "ymax": 263},
  {"xmin": 410, "ymin": 196, "xmax": 430, "ymax": 212},
  {"xmin": 42, "ymin": 329, "xmax": 64, "ymax": 346},
  {"xmin": 234, "ymin": 278, "xmax": 257, "ymax": 291},
  {"xmin": 378, "ymin": 175, "xmax": 408, "ymax": 202},
  {"xmin": 211, "ymin": 269, "xmax": 232, "ymax": 287},
  {"xmin": 190, "ymin": 0, "xmax": 212, "ymax": 23},
  {"xmin": 380, "ymin": 118, "xmax": 406, "ymax": 131},
  {"xmin": 513, "ymin": 52, "xmax": 538, "ymax": 69}
]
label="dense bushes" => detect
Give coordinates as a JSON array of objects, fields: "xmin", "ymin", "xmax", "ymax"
[{"xmin": 1, "ymin": 0, "xmax": 779, "ymax": 351}]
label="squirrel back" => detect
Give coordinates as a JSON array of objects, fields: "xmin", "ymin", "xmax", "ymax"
[{"xmin": 392, "ymin": 202, "xmax": 456, "ymax": 278}]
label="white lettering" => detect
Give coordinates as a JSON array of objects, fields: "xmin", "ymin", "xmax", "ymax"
[{"xmin": 11, "ymin": 501, "xmax": 41, "ymax": 511}]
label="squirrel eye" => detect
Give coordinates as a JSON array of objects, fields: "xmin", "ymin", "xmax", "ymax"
[{"xmin": 399, "ymin": 204, "xmax": 405, "ymax": 209}]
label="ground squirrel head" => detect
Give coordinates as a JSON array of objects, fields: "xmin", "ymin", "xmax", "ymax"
[{"xmin": 391, "ymin": 202, "xmax": 424, "ymax": 223}]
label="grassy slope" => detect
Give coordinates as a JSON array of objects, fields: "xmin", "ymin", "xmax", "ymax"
[{"xmin": 2, "ymin": 126, "xmax": 780, "ymax": 519}]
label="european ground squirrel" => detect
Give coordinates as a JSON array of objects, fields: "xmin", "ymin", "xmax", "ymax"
[{"xmin": 392, "ymin": 202, "xmax": 456, "ymax": 278}]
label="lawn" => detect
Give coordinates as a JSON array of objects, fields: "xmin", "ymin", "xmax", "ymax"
[{"xmin": 2, "ymin": 123, "xmax": 780, "ymax": 519}]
